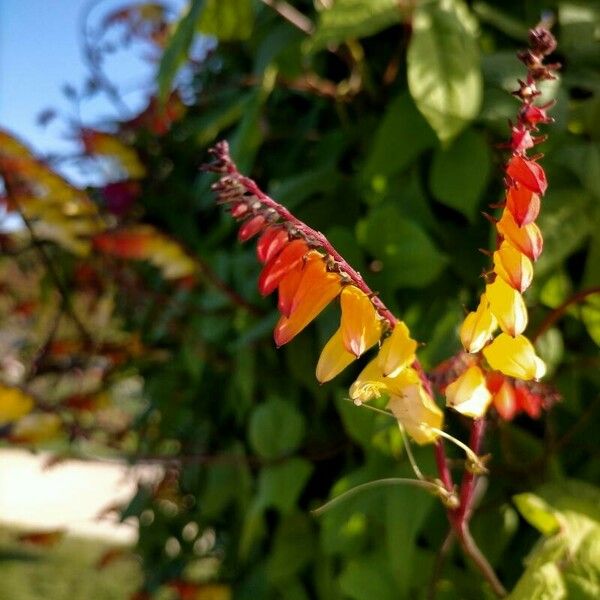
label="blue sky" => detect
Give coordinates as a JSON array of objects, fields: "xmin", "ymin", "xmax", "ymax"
[{"xmin": 0, "ymin": 0, "xmax": 184, "ymax": 163}]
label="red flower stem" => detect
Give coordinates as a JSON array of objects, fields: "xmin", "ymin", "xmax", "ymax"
[
  {"xmin": 434, "ymin": 439, "xmax": 454, "ymax": 492},
  {"xmin": 455, "ymin": 417, "xmax": 486, "ymax": 523}
]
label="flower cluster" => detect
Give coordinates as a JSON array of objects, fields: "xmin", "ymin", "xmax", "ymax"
[
  {"xmin": 207, "ymin": 143, "xmax": 442, "ymax": 444},
  {"xmin": 446, "ymin": 28, "xmax": 559, "ymax": 420}
]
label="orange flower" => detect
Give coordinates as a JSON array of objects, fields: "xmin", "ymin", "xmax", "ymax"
[
  {"xmin": 493, "ymin": 241, "xmax": 534, "ymax": 293},
  {"xmin": 340, "ymin": 286, "xmax": 382, "ymax": 358},
  {"xmin": 258, "ymin": 239, "xmax": 309, "ymax": 296},
  {"xmin": 460, "ymin": 294, "xmax": 498, "ymax": 353},
  {"xmin": 274, "ymin": 256, "xmax": 341, "ymax": 346},
  {"xmin": 486, "ymin": 277, "xmax": 528, "ymax": 336},
  {"xmin": 496, "ymin": 209, "xmax": 543, "ymax": 262},
  {"xmin": 316, "ymin": 328, "xmax": 356, "ymax": 383},
  {"xmin": 483, "ymin": 333, "xmax": 546, "ymax": 380},
  {"xmin": 445, "ymin": 365, "xmax": 492, "ymax": 418},
  {"xmin": 277, "ymin": 261, "xmax": 305, "ymax": 317},
  {"xmin": 377, "ymin": 321, "xmax": 417, "ymax": 377}
]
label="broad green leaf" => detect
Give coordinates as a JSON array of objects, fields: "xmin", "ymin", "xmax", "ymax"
[
  {"xmin": 509, "ymin": 562, "xmax": 567, "ymax": 600},
  {"xmin": 357, "ymin": 204, "xmax": 446, "ymax": 288},
  {"xmin": 255, "ymin": 458, "xmax": 313, "ymax": 514},
  {"xmin": 513, "ymin": 493, "xmax": 561, "ymax": 536},
  {"xmin": 555, "ymin": 142, "xmax": 600, "ymax": 200},
  {"xmin": 581, "ymin": 294, "xmax": 600, "ymax": 346},
  {"xmin": 197, "ymin": 0, "xmax": 253, "ymax": 40},
  {"xmin": 248, "ymin": 397, "xmax": 306, "ymax": 460},
  {"xmin": 339, "ymin": 551, "xmax": 398, "ymax": 600},
  {"xmin": 362, "ymin": 93, "xmax": 437, "ymax": 180},
  {"xmin": 534, "ymin": 328, "xmax": 564, "ymax": 377},
  {"xmin": 429, "ymin": 129, "xmax": 491, "ymax": 220},
  {"xmin": 407, "ymin": 0, "xmax": 482, "ymax": 143},
  {"xmin": 157, "ymin": 0, "xmax": 205, "ymax": 102},
  {"xmin": 472, "ymin": 2, "xmax": 529, "ymax": 40},
  {"xmin": 266, "ymin": 514, "xmax": 315, "ymax": 583},
  {"xmin": 309, "ymin": 0, "xmax": 411, "ymax": 51},
  {"xmin": 535, "ymin": 188, "xmax": 595, "ymax": 277}
]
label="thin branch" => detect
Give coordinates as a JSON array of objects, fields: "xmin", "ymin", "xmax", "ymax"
[
  {"xmin": 260, "ymin": 0, "xmax": 314, "ymax": 35},
  {"xmin": 532, "ymin": 286, "xmax": 600, "ymax": 342},
  {"xmin": 13, "ymin": 204, "xmax": 93, "ymax": 345}
]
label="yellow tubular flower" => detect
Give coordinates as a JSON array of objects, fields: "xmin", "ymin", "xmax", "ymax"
[
  {"xmin": 316, "ymin": 328, "xmax": 356, "ymax": 383},
  {"xmin": 486, "ymin": 277, "xmax": 528, "ymax": 336},
  {"xmin": 349, "ymin": 358, "xmax": 419, "ymax": 404},
  {"xmin": 340, "ymin": 286, "xmax": 382, "ymax": 358},
  {"xmin": 483, "ymin": 333, "xmax": 546, "ymax": 380},
  {"xmin": 493, "ymin": 241, "xmax": 534, "ymax": 293},
  {"xmin": 460, "ymin": 294, "xmax": 498, "ymax": 353},
  {"xmin": 445, "ymin": 365, "xmax": 492, "ymax": 418},
  {"xmin": 387, "ymin": 384, "xmax": 443, "ymax": 445},
  {"xmin": 377, "ymin": 321, "xmax": 417, "ymax": 377}
]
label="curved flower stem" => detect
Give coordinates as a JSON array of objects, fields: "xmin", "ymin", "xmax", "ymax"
[
  {"xmin": 342, "ymin": 397, "xmax": 426, "ymax": 480},
  {"xmin": 312, "ymin": 477, "xmax": 442, "ymax": 517}
]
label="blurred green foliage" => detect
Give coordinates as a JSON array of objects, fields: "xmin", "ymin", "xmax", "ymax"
[{"xmin": 1, "ymin": 1, "xmax": 600, "ymax": 599}]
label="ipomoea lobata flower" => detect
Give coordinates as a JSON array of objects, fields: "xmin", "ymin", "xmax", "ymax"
[
  {"xmin": 316, "ymin": 328, "xmax": 356, "ymax": 383},
  {"xmin": 496, "ymin": 209, "xmax": 543, "ymax": 262},
  {"xmin": 349, "ymin": 359, "xmax": 442, "ymax": 444},
  {"xmin": 483, "ymin": 333, "xmax": 546, "ymax": 380},
  {"xmin": 377, "ymin": 321, "xmax": 417, "ymax": 377},
  {"xmin": 445, "ymin": 365, "xmax": 492, "ymax": 418},
  {"xmin": 340, "ymin": 286, "xmax": 382, "ymax": 358},
  {"xmin": 493, "ymin": 241, "xmax": 534, "ymax": 293},
  {"xmin": 486, "ymin": 277, "xmax": 528, "ymax": 336},
  {"xmin": 460, "ymin": 294, "xmax": 498, "ymax": 353},
  {"xmin": 274, "ymin": 255, "xmax": 341, "ymax": 346}
]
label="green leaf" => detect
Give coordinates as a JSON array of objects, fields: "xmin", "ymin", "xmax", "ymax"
[
  {"xmin": 513, "ymin": 493, "xmax": 561, "ymax": 535},
  {"xmin": 509, "ymin": 562, "xmax": 567, "ymax": 600},
  {"xmin": 338, "ymin": 551, "xmax": 398, "ymax": 600},
  {"xmin": 266, "ymin": 514, "xmax": 315, "ymax": 583},
  {"xmin": 429, "ymin": 129, "xmax": 491, "ymax": 220},
  {"xmin": 157, "ymin": 0, "xmax": 205, "ymax": 102},
  {"xmin": 362, "ymin": 93, "xmax": 437, "ymax": 180},
  {"xmin": 582, "ymin": 294, "xmax": 600, "ymax": 346},
  {"xmin": 255, "ymin": 458, "xmax": 313, "ymax": 514},
  {"xmin": 535, "ymin": 188, "xmax": 595, "ymax": 277},
  {"xmin": 555, "ymin": 142, "xmax": 600, "ymax": 200},
  {"xmin": 534, "ymin": 328, "xmax": 564, "ymax": 377},
  {"xmin": 197, "ymin": 0, "xmax": 253, "ymax": 40},
  {"xmin": 407, "ymin": 0, "xmax": 482, "ymax": 143},
  {"xmin": 358, "ymin": 204, "xmax": 446, "ymax": 288},
  {"xmin": 248, "ymin": 397, "xmax": 306, "ymax": 460},
  {"xmin": 309, "ymin": 0, "xmax": 410, "ymax": 51}
]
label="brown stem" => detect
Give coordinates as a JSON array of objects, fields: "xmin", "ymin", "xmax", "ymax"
[{"xmin": 532, "ymin": 286, "xmax": 600, "ymax": 342}]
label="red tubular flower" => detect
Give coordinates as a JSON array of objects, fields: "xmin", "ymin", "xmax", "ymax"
[
  {"xmin": 256, "ymin": 226, "xmax": 289, "ymax": 263},
  {"xmin": 506, "ymin": 155, "xmax": 547, "ymax": 195},
  {"xmin": 506, "ymin": 183, "xmax": 540, "ymax": 226},
  {"xmin": 238, "ymin": 215, "xmax": 267, "ymax": 241},
  {"xmin": 486, "ymin": 372, "xmax": 518, "ymax": 421},
  {"xmin": 514, "ymin": 385, "xmax": 543, "ymax": 418}
]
